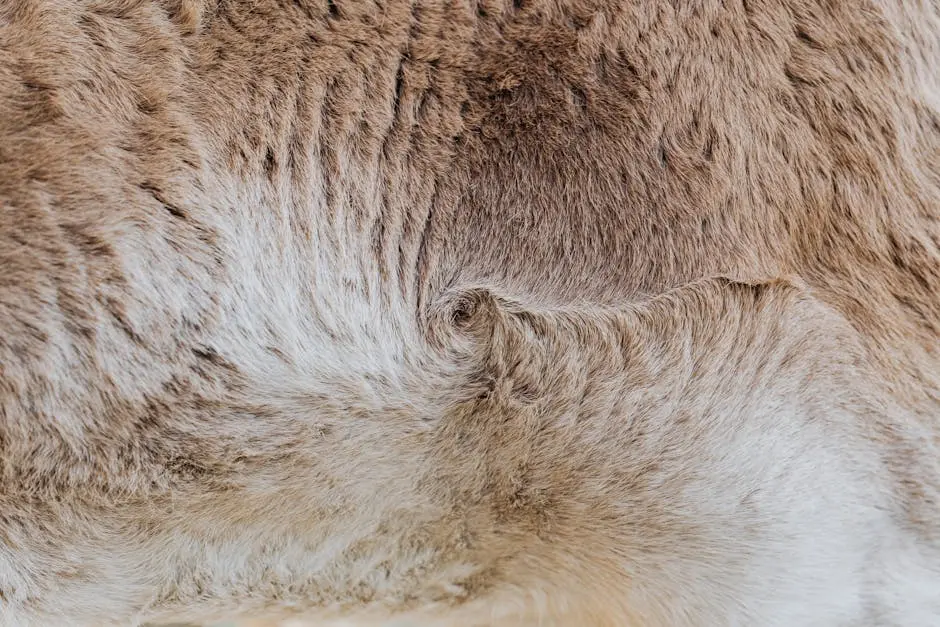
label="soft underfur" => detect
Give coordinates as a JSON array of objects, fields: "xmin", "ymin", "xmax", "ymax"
[{"xmin": 0, "ymin": 0, "xmax": 938, "ymax": 625}]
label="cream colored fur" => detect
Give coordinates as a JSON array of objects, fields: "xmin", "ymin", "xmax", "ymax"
[{"xmin": 0, "ymin": 0, "xmax": 938, "ymax": 625}]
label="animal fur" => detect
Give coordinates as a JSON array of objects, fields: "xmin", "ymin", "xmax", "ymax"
[{"xmin": 0, "ymin": 0, "xmax": 938, "ymax": 625}]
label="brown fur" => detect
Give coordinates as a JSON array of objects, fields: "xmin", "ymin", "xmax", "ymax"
[{"xmin": 0, "ymin": 0, "xmax": 938, "ymax": 625}]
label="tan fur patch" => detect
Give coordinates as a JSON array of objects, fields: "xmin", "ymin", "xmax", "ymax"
[{"xmin": 0, "ymin": 1, "xmax": 937, "ymax": 625}]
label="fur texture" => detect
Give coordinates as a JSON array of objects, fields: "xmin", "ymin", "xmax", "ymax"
[{"xmin": 0, "ymin": 0, "xmax": 938, "ymax": 625}]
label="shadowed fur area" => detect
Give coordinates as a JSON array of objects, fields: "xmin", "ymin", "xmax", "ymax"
[{"xmin": 0, "ymin": 0, "xmax": 938, "ymax": 625}]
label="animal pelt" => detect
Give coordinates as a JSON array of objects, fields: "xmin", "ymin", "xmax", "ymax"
[{"xmin": 0, "ymin": 0, "xmax": 938, "ymax": 625}]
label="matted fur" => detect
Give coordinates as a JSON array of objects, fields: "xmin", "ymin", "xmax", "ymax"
[{"xmin": 0, "ymin": 0, "xmax": 938, "ymax": 625}]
